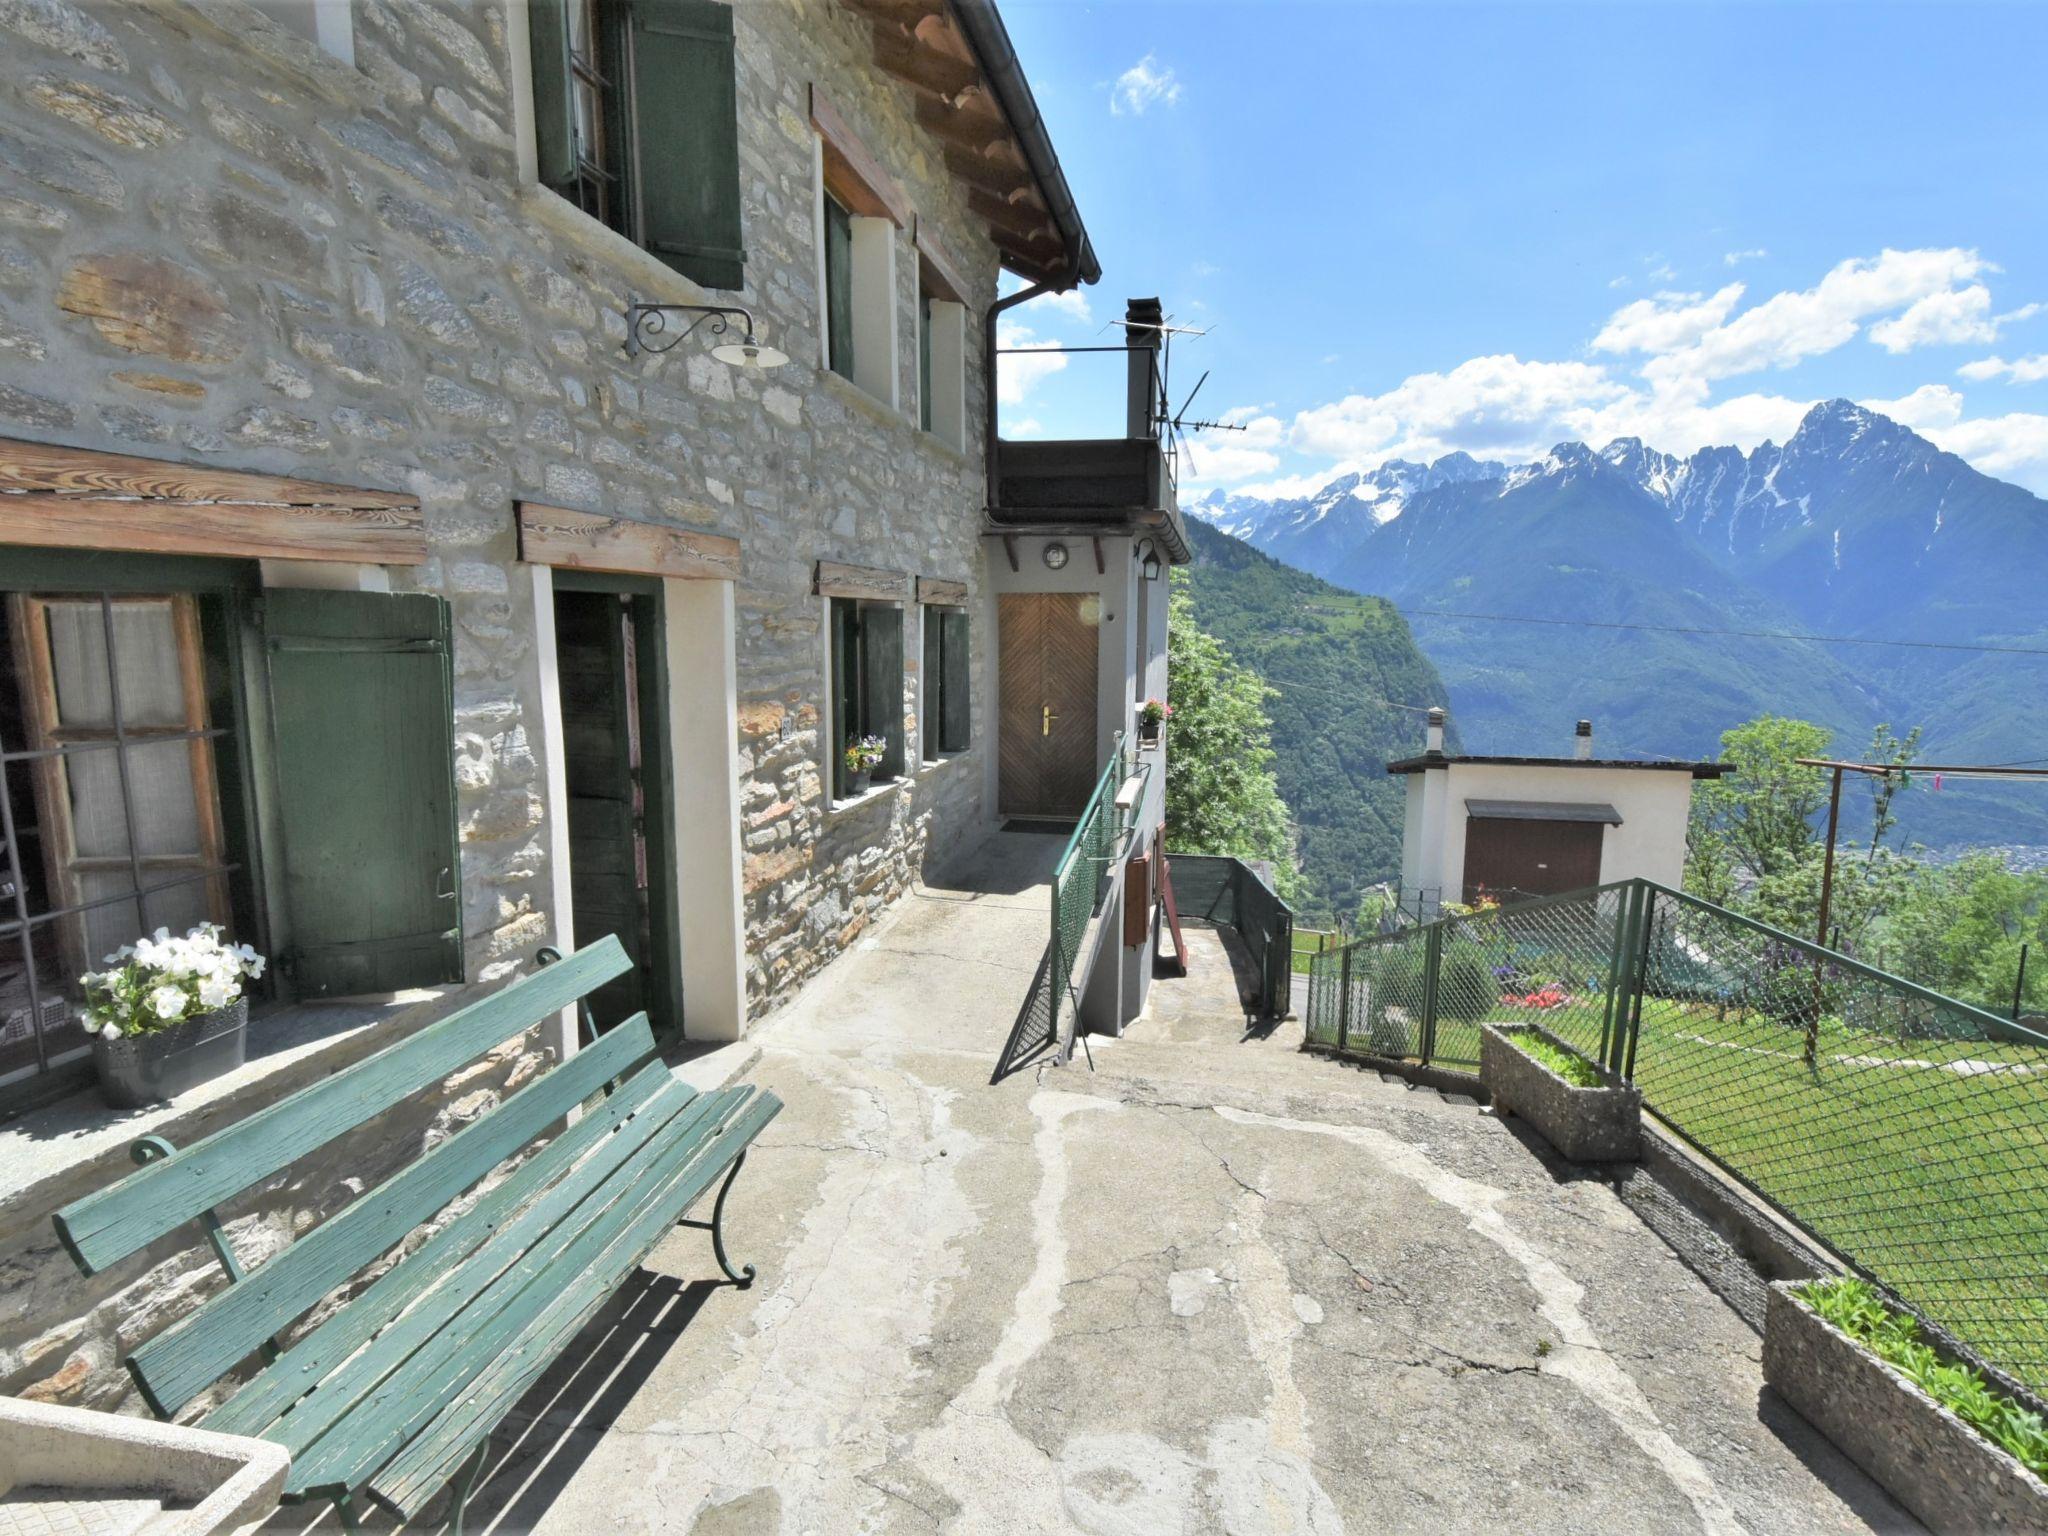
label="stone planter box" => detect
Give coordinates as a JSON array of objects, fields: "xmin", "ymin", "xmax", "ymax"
[
  {"xmin": 1763, "ymin": 1282, "xmax": 2048, "ymax": 1535},
  {"xmin": 1480, "ymin": 1022, "xmax": 1641, "ymax": 1162},
  {"xmin": 0, "ymin": 1395, "xmax": 288, "ymax": 1535}
]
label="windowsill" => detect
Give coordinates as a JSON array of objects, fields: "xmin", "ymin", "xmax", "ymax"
[
  {"xmin": 914, "ymin": 426, "xmax": 975, "ymax": 470},
  {"xmin": 818, "ymin": 366, "xmax": 907, "ymax": 431},
  {"xmin": 825, "ymin": 776, "xmax": 906, "ymax": 818},
  {"xmin": 917, "ymin": 750, "xmax": 969, "ymax": 776},
  {"xmin": 518, "ymin": 184, "xmax": 720, "ymax": 311},
  {"xmin": 0, "ymin": 988, "xmax": 459, "ymax": 1227}
]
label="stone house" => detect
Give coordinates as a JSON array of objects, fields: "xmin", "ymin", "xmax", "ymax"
[{"xmin": 0, "ymin": 0, "xmax": 1180, "ymax": 1414}]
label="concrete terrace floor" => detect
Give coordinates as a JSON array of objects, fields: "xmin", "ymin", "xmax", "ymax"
[{"xmin": 302, "ymin": 833, "xmax": 1924, "ymax": 1535}]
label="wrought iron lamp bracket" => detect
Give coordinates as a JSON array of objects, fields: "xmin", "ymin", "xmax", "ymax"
[{"xmin": 623, "ymin": 299, "xmax": 760, "ymax": 358}]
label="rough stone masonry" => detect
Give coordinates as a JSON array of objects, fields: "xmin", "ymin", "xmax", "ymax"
[{"xmin": 0, "ymin": 0, "xmax": 1006, "ymax": 1414}]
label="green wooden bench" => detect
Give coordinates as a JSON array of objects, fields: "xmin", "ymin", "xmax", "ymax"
[{"xmin": 51, "ymin": 935, "xmax": 780, "ymax": 1533}]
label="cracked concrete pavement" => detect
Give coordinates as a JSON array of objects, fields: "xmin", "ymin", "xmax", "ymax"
[{"xmin": 325, "ymin": 834, "xmax": 1926, "ymax": 1535}]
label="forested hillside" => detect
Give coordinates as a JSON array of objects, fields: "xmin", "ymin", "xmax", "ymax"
[{"xmin": 1180, "ymin": 518, "xmax": 1454, "ymax": 921}]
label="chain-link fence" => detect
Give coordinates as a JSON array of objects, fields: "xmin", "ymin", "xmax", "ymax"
[
  {"xmin": 1304, "ymin": 878, "xmax": 2048, "ymax": 1398},
  {"xmin": 1172, "ymin": 854, "xmax": 1293, "ymax": 1018}
]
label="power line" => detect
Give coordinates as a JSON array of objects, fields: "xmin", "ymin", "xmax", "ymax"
[{"xmin": 1399, "ymin": 607, "xmax": 2048, "ymax": 659}]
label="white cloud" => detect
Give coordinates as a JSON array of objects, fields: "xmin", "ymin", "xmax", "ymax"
[
  {"xmin": 995, "ymin": 320, "xmax": 1065, "ymax": 405},
  {"xmin": 1867, "ymin": 286, "xmax": 2040, "ymax": 353},
  {"xmin": 1724, "ymin": 248, "xmax": 1768, "ymax": 266},
  {"xmin": 1593, "ymin": 284, "xmax": 1746, "ymax": 355},
  {"xmin": 1178, "ymin": 440, "xmax": 1282, "ymax": 488},
  {"xmin": 1290, "ymin": 354, "xmax": 1629, "ymax": 464},
  {"xmin": 1607, "ymin": 275, "xmax": 1631, "ymax": 290},
  {"xmin": 1859, "ymin": 383, "xmax": 1966, "ymax": 431},
  {"xmin": 1008, "ymin": 417, "xmax": 1044, "ymax": 438},
  {"xmin": 1959, "ymin": 353, "xmax": 2048, "ymax": 384},
  {"xmin": 1025, "ymin": 287, "xmax": 1092, "ymax": 326},
  {"xmin": 1236, "ymin": 466, "xmax": 1362, "ymax": 502},
  {"xmin": 1640, "ymin": 247, "xmax": 1992, "ymax": 388},
  {"xmin": 1646, "ymin": 262, "xmax": 1678, "ymax": 283},
  {"xmin": 1110, "ymin": 54, "xmax": 1181, "ymax": 116},
  {"xmin": 1919, "ymin": 411, "xmax": 2048, "ymax": 490}
]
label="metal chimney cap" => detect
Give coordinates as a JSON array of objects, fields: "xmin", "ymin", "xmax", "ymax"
[
  {"xmin": 1427, "ymin": 706, "xmax": 1447, "ymax": 724},
  {"xmin": 1575, "ymin": 719, "xmax": 1593, "ymax": 735}
]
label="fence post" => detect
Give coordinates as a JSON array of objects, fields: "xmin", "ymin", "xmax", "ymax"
[
  {"xmin": 1621, "ymin": 889, "xmax": 1656, "ymax": 1081},
  {"xmin": 1421, "ymin": 922, "xmax": 1443, "ymax": 1065},
  {"xmin": 1049, "ymin": 883, "xmax": 1063, "ymax": 1054},
  {"xmin": 1600, "ymin": 883, "xmax": 1640, "ymax": 1075},
  {"xmin": 1337, "ymin": 943, "xmax": 1352, "ymax": 1053}
]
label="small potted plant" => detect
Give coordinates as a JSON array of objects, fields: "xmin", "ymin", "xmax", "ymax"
[
  {"xmin": 80, "ymin": 924, "xmax": 266, "ymax": 1108},
  {"xmin": 843, "ymin": 733, "xmax": 887, "ymax": 797},
  {"xmin": 1138, "ymin": 697, "xmax": 1171, "ymax": 746}
]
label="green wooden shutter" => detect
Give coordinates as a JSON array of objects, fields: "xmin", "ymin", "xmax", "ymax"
[
  {"xmin": 527, "ymin": 0, "xmax": 577, "ymax": 188},
  {"xmin": 825, "ymin": 194, "xmax": 854, "ymax": 379},
  {"xmin": 259, "ymin": 589, "xmax": 462, "ymax": 996},
  {"xmin": 918, "ymin": 292, "xmax": 934, "ymax": 432},
  {"xmin": 920, "ymin": 607, "xmax": 941, "ymax": 762},
  {"xmin": 630, "ymin": 0, "xmax": 745, "ymax": 290},
  {"xmin": 831, "ymin": 597, "xmax": 859, "ymax": 797},
  {"xmin": 941, "ymin": 609, "xmax": 970, "ymax": 753},
  {"xmin": 861, "ymin": 604, "xmax": 904, "ymax": 779}
]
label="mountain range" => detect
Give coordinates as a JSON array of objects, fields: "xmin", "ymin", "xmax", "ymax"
[{"xmin": 1188, "ymin": 400, "xmax": 2048, "ymax": 852}]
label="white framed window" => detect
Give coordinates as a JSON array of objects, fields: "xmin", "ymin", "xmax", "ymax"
[
  {"xmin": 810, "ymin": 87, "xmax": 904, "ymax": 407},
  {"xmin": 251, "ymin": 0, "xmax": 356, "ymax": 65},
  {"xmin": 920, "ymin": 604, "xmax": 970, "ymax": 762},
  {"xmin": 826, "ymin": 597, "xmax": 905, "ymax": 800}
]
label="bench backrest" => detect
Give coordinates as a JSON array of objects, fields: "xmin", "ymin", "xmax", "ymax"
[{"xmin": 52, "ymin": 937, "xmax": 646, "ymax": 1418}]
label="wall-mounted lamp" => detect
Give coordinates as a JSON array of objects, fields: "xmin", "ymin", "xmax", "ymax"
[
  {"xmin": 1135, "ymin": 537, "xmax": 1163, "ymax": 582},
  {"xmin": 623, "ymin": 300, "xmax": 789, "ymax": 368}
]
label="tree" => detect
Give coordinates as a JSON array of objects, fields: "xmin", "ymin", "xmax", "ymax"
[
  {"xmin": 1687, "ymin": 716, "xmax": 1835, "ymax": 887},
  {"xmin": 1163, "ymin": 582, "xmax": 1300, "ymax": 898}
]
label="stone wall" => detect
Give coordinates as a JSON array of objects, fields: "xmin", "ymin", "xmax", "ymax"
[
  {"xmin": 0, "ymin": 0, "xmax": 1008, "ymax": 1412},
  {"xmin": 0, "ymin": 0, "xmax": 1000, "ymax": 1011}
]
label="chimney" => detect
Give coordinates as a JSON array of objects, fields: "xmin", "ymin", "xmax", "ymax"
[
  {"xmin": 1125, "ymin": 297, "xmax": 1163, "ymax": 440},
  {"xmin": 1574, "ymin": 719, "xmax": 1594, "ymax": 760},
  {"xmin": 1425, "ymin": 706, "xmax": 1446, "ymax": 756}
]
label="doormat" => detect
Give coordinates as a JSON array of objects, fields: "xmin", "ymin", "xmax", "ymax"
[{"xmin": 1003, "ymin": 818, "xmax": 1078, "ymax": 835}]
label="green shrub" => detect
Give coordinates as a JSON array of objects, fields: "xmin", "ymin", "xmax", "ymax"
[
  {"xmin": 1436, "ymin": 942, "xmax": 1496, "ymax": 1022},
  {"xmin": 1799, "ymin": 1276, "xmax": 2048, "ymax": 1476},
  {"xmin": 1509, "ymin": 1030, "xmax": 1604, "ymax": 1087}
]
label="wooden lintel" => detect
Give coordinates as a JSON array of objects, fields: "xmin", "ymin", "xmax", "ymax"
[
  {"xmin": 913, "ymin": 219, "xmax": 974, "ymax": 305},
  {"xmin": 0, "ymin": 436, "xmax": 425, "ymax": 564},
  {"xmin": 1001, "ymin": 534, "xmax": 1019, "ymax": 573},
  {"xmin": 916, "ymin": 575, "xmax": 969, "ymax": 606},
  {"xmin": 518, "ymin": 502, "xmax": 739, "ymax": 582},
  {"xmin": 811, "ymin": 84, "xmax": 911, "ymax": 226},
  {"xmin": 1091, "ymin": 535, "xmax": 1104, "ymax": 575},
  {"xmin": 816, "ymin": 559, "xmax": 908, "ymax": 602}
]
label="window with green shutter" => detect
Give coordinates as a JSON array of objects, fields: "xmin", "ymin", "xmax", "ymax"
[
  {"xmin": 824, "ymin": 193, "xmax": 855, "ymax": 381},
  {"xmin": 258, "ymin": 589, "xmax": 463, "ymax": 997},
  {"xmin": 921, "ymin": 606, "xmax": 970, "ymax": 762},
  {"xmin": 829, "ymin": 598, "xmax": 905, "ymax": 799},
  {"xmin": 918, "ymin": 289, "xmax": 935, "ymax": 432},
  {"xmin": 528, "ymin": 0, "xmax": 746, "ymax": 291}
]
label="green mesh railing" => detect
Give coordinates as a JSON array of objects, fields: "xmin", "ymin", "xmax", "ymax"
[
  {"xmin": 1164, "ymin": 854, "xmax": 1293, "ymax": 1018},
  {"xmin": 1050, "ymin": 733, "xmax": 1131, "ymax": 1056},
  {"xmin": 1304, "ymin": 878, "xmax": 2048, "ymax": 1397}
]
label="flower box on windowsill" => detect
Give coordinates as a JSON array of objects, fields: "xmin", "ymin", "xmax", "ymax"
[
  {"xmin": 1763, "ymin": 1282, "xmax": 2048, "ymax": 1535},
  {"xmin": 91, "ymin": 998, "xmax": 249, "ymax": 1110},
  {"xmin": 1480, "ymin": 1022, "xmax": 1641, "ymax": 1162}
]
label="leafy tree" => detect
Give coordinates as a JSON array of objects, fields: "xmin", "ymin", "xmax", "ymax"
[
  {"xmin": 1164, "ymin": 582, "xmax": 1300, "ymax": 899},
  {"xmin": 1687, "ymin": 716, "xmax": 1834, "ymax": 888},
  {"xmin": 1878, "ymin": 854, "xmax": 2048, "ymax": 1015}
]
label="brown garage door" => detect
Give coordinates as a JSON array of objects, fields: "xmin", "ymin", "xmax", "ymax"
[{"xmin": 1462, "ymin": 817, "xmax": 1605, "ymax": 904}]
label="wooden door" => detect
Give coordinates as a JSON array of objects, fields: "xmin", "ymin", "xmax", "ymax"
[
  {"xmin": 555, "ymin": 587, "xmax": 679, "ymax": 1035},
  {"xmin": 1461, "ymin": 817, "xmax": 1604, "ymax": 904},
  {"xmin": 998, "ymin": 593, "xmax": 1099, "ymax": 818}
]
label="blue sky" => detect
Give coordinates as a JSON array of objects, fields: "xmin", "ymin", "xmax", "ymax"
[{"xmin": 992, "ymin": 1, "xmax": 2048, "ymax": 495}]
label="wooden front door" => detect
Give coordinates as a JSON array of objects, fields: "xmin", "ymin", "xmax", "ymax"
[
  {"xmin": 998, "ymin": 593, "xmax": 1099, "ymax": 818},
  {"xmin": 1461, "ymin": 817, "xmax": 1605, "ymax": 904}
]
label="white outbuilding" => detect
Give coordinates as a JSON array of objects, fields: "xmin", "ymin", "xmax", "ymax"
[{"xmin": 1389, "ymin": 711, "xmax": 1730, "ymax": 911}]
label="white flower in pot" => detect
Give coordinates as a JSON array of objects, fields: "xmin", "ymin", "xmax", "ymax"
[{"xmin": 80, "ymin": 924, "xmax": 267, "ymax": 1109}]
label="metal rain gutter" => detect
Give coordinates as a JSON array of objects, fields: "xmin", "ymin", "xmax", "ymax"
[{"xmin": 948, "ymin": 0, "xmax": 1103, "ymax": 287}]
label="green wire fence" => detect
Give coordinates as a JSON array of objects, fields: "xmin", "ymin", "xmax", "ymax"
[
  {"xmin": 1305, "ymin": 878, "xmax": 2048, "ymax": 1400},
  {"xmin": 1049, "ymin": 733, "xmax": 1133, "ymax": 1056}
]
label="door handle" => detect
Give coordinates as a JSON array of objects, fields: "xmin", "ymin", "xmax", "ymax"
[{"xmin": 1042, "ymin": 704, "xmax": 1057, "ymax": 736}]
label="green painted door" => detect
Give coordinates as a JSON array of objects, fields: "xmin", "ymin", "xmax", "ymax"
[{"xmin": 553, "ymin": 585, "xmax": 680, "ymax": 1036}]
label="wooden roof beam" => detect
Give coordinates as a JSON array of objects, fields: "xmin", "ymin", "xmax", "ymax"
[
  {"xmin": 873, "ymin": 29, "xmax": 981, "ymax": 98},
  {"xmin": 970, "ymin": 188, "xmax": 1057, "ymax": 243}
]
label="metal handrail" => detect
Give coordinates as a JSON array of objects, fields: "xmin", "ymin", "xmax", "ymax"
[{"xmin": 1049, "ymin": 732, "xmax": 1129, "ymax": 1055}]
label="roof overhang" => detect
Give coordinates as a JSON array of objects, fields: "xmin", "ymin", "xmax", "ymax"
[
  {"xmin": 1386, "ymin": 753, "xmax": 1731, "ymax": 780},
  {"xmin": 835, "ymin": 0, "xmax": 1101, "ymax": 288},
  {"xmin": 1464, "ymin": 799, "xmax": 1624, "ymax": 826}
]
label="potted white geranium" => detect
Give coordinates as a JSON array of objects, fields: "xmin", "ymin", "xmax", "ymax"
[{"xmin": 80, "ymin": 924, "xmax": 266, "ymax": 1108}]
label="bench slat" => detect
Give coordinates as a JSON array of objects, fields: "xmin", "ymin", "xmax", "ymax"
[
  {"xmin": 55, "ymin": 937, "xmax": 631, "ymax": 1276},
  {"xmin": 131, "ymin": 1013, "xmax": 659, "ymax": 1417},
  {"xmin": 368, "ymin": 1090, "xmax": 782, "ymax": 1516},
  {"xmin": 281, "ymin": 1084, "xmax": 748, "ymax": 1489},
  {"xmin": 203, "ymin": 1057, "xmax": 677, "ymax": 1440}
]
